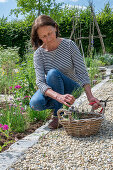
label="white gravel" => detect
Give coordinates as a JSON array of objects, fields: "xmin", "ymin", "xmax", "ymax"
[{"xmin": 8, "ymin": 80, "xmax": 113, "ymax": 170}]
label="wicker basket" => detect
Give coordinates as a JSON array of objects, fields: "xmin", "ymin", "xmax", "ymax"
[{"xmin": 57, "ymin": 108, "xmax": 104, "ymax": 137}]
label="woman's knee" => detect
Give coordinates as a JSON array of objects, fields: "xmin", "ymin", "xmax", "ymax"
[
  {"xmin": 47, "ymin": 68, "xmax": 59, "ymax": 77},
  {"xmin": 46, "ymin": 69, "xmax": 61, "ymax": 83},
  {"xmin": 29, "ymin": 97, "xmax": 45, "ymax": 111}
]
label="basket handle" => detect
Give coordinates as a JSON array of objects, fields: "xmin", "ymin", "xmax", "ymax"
[{"xmin": 57, "ymin": 108, "xmax": 73, "ymax": 121}]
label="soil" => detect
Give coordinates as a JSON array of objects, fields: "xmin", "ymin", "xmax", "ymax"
[{"xmin": 0, "ymin": 118, "xmax": 50, "ymax": 153}]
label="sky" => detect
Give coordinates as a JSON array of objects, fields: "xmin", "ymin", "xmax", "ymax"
[{"xmin": 0, "ymin": 0, "xmax": 113, "ymax": 21}]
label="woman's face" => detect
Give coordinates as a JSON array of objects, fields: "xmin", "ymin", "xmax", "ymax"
[{"xmin": 37, "ymin": 25, "xmax": 57, "ymax": 45}]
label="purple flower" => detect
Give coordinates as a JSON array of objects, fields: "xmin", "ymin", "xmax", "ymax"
[
  {"xmin": 0, "ymin": 124, "xmax": 3, "ymax": 128},
  {"xmin": 14, "ymin": 85, "xmax": 22, "ymax": 89},
  {"xmin": 13, "ymin": 104, "xmax": 17, "ymax": 107},
  {"xmin": 16, "ymin": 97, "xmax": 21, "ymax": 101},
  {"xmin": 2, "ymin": 125, "xmax": 9, "ymax": 130},
  {"xmin": 10, "ymin": 98, "xmax": 13, "ymax": 100},
  {"xmin": 9, "ymin": 86, "xmax": 12, "ymax": 89},
  {"xmin": 19, "ymin": 102, "xmax": 22, "ymax": 106}
]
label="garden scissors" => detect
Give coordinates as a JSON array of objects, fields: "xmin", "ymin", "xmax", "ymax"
[{"xmin": 89, "ymin": 97, "xmax": 112, "ymax": 113}]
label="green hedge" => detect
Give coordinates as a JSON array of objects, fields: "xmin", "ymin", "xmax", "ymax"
[{"xmin": 0, "ymin": 18, "xmax": 32, "ymax": 59}]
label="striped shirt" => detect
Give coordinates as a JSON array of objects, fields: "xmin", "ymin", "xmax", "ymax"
[{"xmin": 34, "ymin": 38, "xmax": 90, "ymax": 94}]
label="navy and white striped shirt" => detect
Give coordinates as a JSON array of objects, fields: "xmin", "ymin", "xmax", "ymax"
[{"xmin": 34, "ymin": 38, "xmax": 90, "ymax": 94}]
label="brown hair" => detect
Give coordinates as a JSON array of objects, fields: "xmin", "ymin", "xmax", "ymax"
[{"xmin": 31, "ymin": 15, "xmax": 60, "ymax": 50}]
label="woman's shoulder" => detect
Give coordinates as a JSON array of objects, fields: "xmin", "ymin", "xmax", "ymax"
[
  {"xmin": 62, "ymin": 38, "xmax": 71, "ymax": 43},
  {"xmin": 61, "ymin": 38, "xmax": 77, "ymax": 50},
  {"xmin": 34, "ymin": 47, "xmax": 42, "ymax": 56},
  {"xmin": 61, "ymin": 38, "xmax": 75, "ymax": 46}
]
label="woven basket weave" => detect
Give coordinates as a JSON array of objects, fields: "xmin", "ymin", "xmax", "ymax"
[{"xmin": 57, "ymin": 108, "xmax": 104, "ymax": 137}]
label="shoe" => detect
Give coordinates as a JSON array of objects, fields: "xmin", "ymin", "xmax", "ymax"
[{"xmin": 48, "ymin": 116, "xmax": 62, "ymax": 129}]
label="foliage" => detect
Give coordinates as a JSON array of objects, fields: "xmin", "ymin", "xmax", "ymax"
[
  {"xmin": 0, "ymin": 86, "xmax": 27, "ymax": 132},
  {"xmin": 95, "ymin": 54, "xmax": 113, "ymax": 66},
  {"xmin": 27, "ymin": 107, "xmax": 50, "ymax": 123},
  {"xmin": 14, "ymin": 47, "xmax": 37, "ymax": 97},
  {"xmin": 85, "ymin": 55, "xmax": 106, "ymax": 86},
  {"xmin": 0, "ymin": 44, "xmax": 36, "ymax": 95},
  {"xmin": 10, "ymin": 0, "xmax": 64, "ymax": 24},
  {"xmin": 59, "ymin": 3, "xmax": 113, "ymax": 55},
  {"xmin": 94, "ymin": 3, "xmax": 113, "ymax": 54},
  {"xmin": 0, "ymin": 84, "xmax": 50, "ymax": 133},
  {"xmin": 59, "ymin": 5, "xmax": 86, "ymax": 38},
  {"xmin": 0, "ymin": 46, "xmax": 20, "ymax": 94},
  {"xmin": 0, "ymin": 18, "xmax": 31, "ymax": 57},
  {"xmin": 85, "ymin": 53, "xmax": 113, "ymax": 67},
  {"xmin": 88, "ymin": 58, "xmax": 100, "ymax": 86},
  {"xmin": 0, "ymin": 45, "xmax": 51, "ymax": 135}
]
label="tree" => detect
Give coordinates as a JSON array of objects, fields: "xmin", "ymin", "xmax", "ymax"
[{"xmin": 10, "ymin": 0, "xmax": 64, "ymax": 23}]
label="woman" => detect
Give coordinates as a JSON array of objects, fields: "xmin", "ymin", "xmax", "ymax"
[{"xmin": 30, "ymin": 15, "xmax": 100, "ymax": 129}]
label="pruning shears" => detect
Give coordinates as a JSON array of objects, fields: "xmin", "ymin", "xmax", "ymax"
[{"xmin": 89, "ymin": 97, "xmax": 112, "ymax": 114}]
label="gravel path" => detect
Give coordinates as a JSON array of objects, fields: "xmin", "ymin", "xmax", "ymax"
[{"xmin": 8, "ymin": 80, "xmax": 113, "ymax": 170}]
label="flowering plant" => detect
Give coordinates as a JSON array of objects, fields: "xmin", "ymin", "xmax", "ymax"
[
  {"xmin": 0, "ymin": 124, "xmax": 14, "ymax": 152},
  {"xmin": 0, "ymin": 124, "xmax": 9, "ymax": 138},
  {"xmin": 14, "ymin": 85, "xmax": 22, "ymax": 89}
]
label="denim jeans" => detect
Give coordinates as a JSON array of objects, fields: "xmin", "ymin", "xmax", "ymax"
[{"xmin": 29, "ymin": 69, "xmax": 80, "ymax": 116}]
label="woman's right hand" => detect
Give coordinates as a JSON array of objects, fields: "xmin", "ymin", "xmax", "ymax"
[{"xmin": 56, "ymin": 94, "xmax": 75, "ymax": 107}]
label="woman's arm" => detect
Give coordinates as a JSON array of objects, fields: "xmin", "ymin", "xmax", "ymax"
[{"xmin": 84, "ymin": 84, "xmax": 100, "ymax": 109}]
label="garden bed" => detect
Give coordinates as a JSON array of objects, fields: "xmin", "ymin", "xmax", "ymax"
[
  {"xmin": 0, "ymin": 116, "xmax": 50, "ymax": 153},
  {"xmin": 0, "ymin": 120, "xmax": 43, "ymax": 153}
]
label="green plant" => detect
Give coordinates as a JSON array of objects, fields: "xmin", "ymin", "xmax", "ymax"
[
  {"xmin": 0, "ymin": 85, "xmax": 28, "ymax": 132},
  {"xmin": 63, "ymin": 87, "xmax": 84, "ymax": 110},
  {"xmin": 0, "ymin": 46, "xmax": 20, "ymax": 94},
  {"xmin": 13, "ymin": 51, "xmax": 36, "ymax": 98},
  {"xmin": 0, "ymin": 102, "xmax": 27, "ymax": 133},
  {"xmin": 27, "ymin": 107, "xmax": 51, "ymax": 123},
  {"xmin": 95, "ymin": 54, "xmax": 113, "ymax": 66},
  {"xmin": 72, "ymin": 86, "xmax": 84, "ymax": 99}
]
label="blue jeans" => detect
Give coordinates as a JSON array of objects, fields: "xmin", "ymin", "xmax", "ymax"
[{"xmin": 29, "ymin": 69, "xmax": 80, "ymax": 116}]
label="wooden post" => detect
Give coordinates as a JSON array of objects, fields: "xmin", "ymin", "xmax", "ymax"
[
  {"xmin": 70, "ymin": 17, "xmax": 75, "ymax": 40},
  {"xmin": 90, "ymin": 3, "xmax": 106, "ymax": 54}
]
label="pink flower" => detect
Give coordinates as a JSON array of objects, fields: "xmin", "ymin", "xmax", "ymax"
[
  {"xmin": 14, "ymin": 85, "xmax": 22, "ymax": 89},
  {"xmin": 21, "ymin": 107, "xmax": 24, "ymax": 111},
  {"xmin": 23, "ymin": 96, "xmax": 31, "ymax": 99},
  {"xmin": 0, "ymin": 124, "xmax": 3, "ymax": 128},
  {"xmin": 2, "ymin": 125, "xmax": 9, "ymax": 130},
  {"xmin": 9, "ymin": 86, "xmax": 12, "ymax": 89}
]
